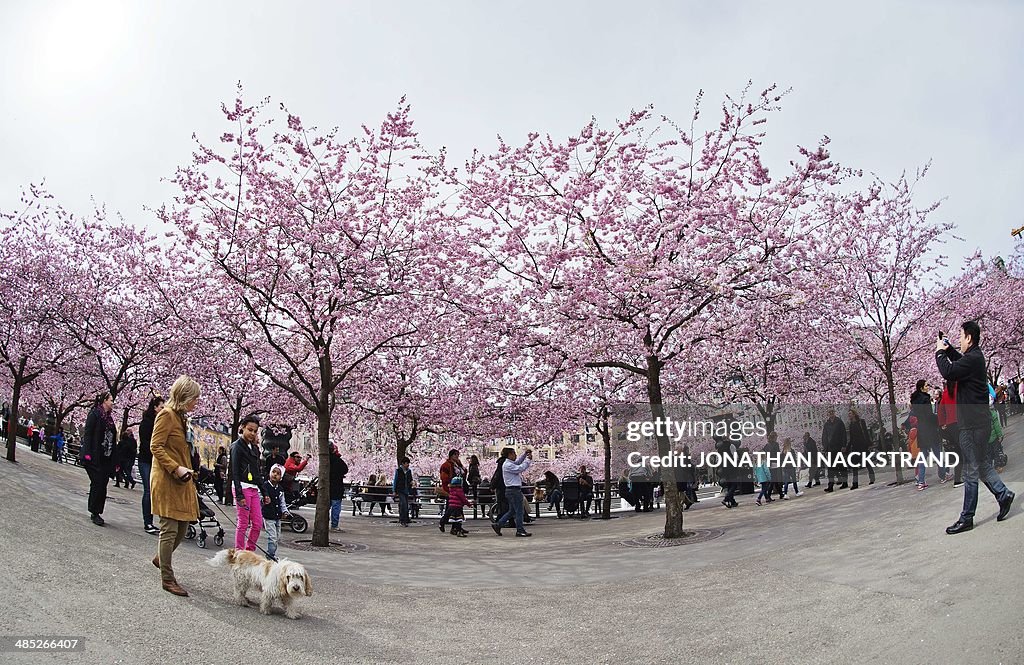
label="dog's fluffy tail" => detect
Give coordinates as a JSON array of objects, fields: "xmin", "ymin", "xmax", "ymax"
[{"xmin": 207, "ymin": 548, "xmax": 238, "ymax": 568}]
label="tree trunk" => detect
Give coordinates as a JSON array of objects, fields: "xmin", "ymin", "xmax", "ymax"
[
  {"xmin": 396, "ymin": 437, "xmax": 410, "ymax": 468},
  {"xmin": 311, "ymin": 403, "xmax": 332, "ymax": 547},
  {"xmin": 647, "ymin": 355, "xmax": 685, "ymax": 538},
  {"xmin": 600, "ymin": 408, "xmax": 612, "ymax": 519},
  {"xmin": 119, "ymin": 407, "xmax": 130, "ymax": 438},
  {"xmin": 884, "ymin": 366, "xmax": 906, "ymax": 484},
  {"xmin": 5, "ymin": 379, "xmax": 22, "ymax": 463}
]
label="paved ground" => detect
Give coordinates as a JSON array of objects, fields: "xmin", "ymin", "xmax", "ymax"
[{"xmin": 1, "ymin": 421, "xmax": 1023, "ymax": 665}]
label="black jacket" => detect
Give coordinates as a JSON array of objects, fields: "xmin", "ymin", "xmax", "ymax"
[
  {"xmin": 803, "ymin": 436, "xmax": 818, "ymax": 454},
  {"xmin": 848, "ymin": 419, "xmax": 870, "ymax": 453},
  {"xmin": 261, "ymin": 481, "xmax": 285, "ymax": 520},
  {"xmin": 329, "ymin": 453, "xmax": 349, "ymax": 500},
  {"xmin": 393, "ymin": 466, "xmax": 414, "ymax": 495},
  {"xmin": 491, "ymin": 457, "xmax": 507, "ymax": 490},
  {"xmin": 821, "ymin": 417, "xmax": 847, "ymax": 453},
  {"xmin": 81, "ymin": 406, "xmax": 115, "ymax": 464},
  {"xmin": 467, "ymin": 461, "xmax": 481, "ymax": 486},
  {"xmin": 116, "ymin": 434, "xmax": 138, "ymax": 465},
  {"xmin": 910, "ymin": 390, "xmax": 939, "ymax": 447},
  {"xmin": 936, "ymin": 345, "xmax": 990, "ymax": 430},
  {"xmin": 230, "ymin": 438, "xmax": 266, "ymax": 497},
  {"xmin": 138, "ymin": 412, "xmax": 155, "ymax": 464}
]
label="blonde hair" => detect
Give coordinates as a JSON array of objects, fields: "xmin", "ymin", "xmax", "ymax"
[{"xmin": 165, "ymin": 375, "xmax": 201, "ymax": 412}]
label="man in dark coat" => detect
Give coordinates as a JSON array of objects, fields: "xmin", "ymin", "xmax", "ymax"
[
  {"xmin": 846, "ymin": 409, "xmax": 874, "ymax": 488},
  {"xmin": 803, "ymin": 432, "xmax": 820, "ymax": 488},
  {"xmin": 936, "ymin": 322, "xmax": 1014, "ymax": 534},
  {"xmin": 328, "ymin": 444, "xmax": 348, "ymax": 530},
  {"xmin": 822, "ymin": 409, "xmax": 848, "ymax": 492}
]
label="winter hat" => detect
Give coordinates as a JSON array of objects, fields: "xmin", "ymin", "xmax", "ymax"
[{"xmin": 270, "ymin": 464, "xmax": 286, "ymax": 477}]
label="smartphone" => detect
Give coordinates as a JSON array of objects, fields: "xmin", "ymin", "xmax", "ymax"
[{"xmin": 937, "ymin": 331, "xmax": 951, "ymax": 347}]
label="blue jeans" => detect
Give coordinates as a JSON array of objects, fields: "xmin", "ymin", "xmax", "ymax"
[
  {"xmin": 330, "ymin": 499, "xmax": 342, "ymax": 528},
  {"xmin": 265, "ymin": 519, "xmax": 281, "ymax": 560},
  {"xmin": 138, "ymin": 460, "xmax": 153, "ymax": 527},
  {"xmin": 497, "ymin": 487, "xmax": 526, "ymax": 533},
  {"xmin": 959, "ymin": 426, "xmax": 1010, "ymax": 522},
  {"xmin": 916, "ymin": 443, "xmax": 947, "ymax": 484},
  {"xmin": 396, "ymin": 493, "xmax": 410, "ymax": 523}
]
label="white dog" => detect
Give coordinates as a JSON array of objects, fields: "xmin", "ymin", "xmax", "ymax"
[{"xmin": 208, "ymin": 548, "xmax": 312, "ymax": 619}]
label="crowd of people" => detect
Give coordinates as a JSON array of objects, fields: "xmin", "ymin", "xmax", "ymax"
[{"xmin": 4, "ymin": 320, "xmax": 1014, "ymax": 599}]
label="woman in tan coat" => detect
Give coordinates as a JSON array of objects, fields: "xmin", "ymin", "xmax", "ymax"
[{"xmin": 150, "ymin": 375, "xmax": 201, "ymax": 597}]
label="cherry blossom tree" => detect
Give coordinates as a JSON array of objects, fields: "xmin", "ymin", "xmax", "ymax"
[
  {"xmin": 0, "ymin": 185, "xmax": 85, "ymax": 462},
  {"xmin": 161, "ymin": 91, "xmax": 464, "ymax": 546},
  {"xmin": 458, "ymin": 85, "xmax": 849, "ymax": 537},
  {"xmin": 57, "ymin": 211, "xmax": 185, "ymax": 434},
  {"xmin": 821, "ymin": 167, "xmax": 954, "ymax": 483}
]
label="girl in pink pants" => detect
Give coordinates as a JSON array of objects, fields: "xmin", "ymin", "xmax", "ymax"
[{"xmin": 235, "ymin": 487, "xmax": 264, "ymax": 550}]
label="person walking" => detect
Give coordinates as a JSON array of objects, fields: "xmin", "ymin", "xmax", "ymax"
[
  {"xmin": 81, "ymin": 392, "xmax": 117, "ymax": 526},
  {"xmin": 492, "ymin": 447, "xmax": 533, "ymax": 537},
  {"xmin": 716, "ymin": 436, "xmax": 739, "ymax": 508},
  {"xmin": 54, "ymin": 428, "xmax": 66, "ymax": 464},
  {"xmin": 328, "ymin": 443, "xmax": 348, "ymax": 530},
  {"xmin": 393, "ymin": 457, "xmax": 414, "ymax": 526},
  {"xmin": 230, "ymin": 415, "xmax": 268, "ymax": 550},
  {"xmin": 467, "ymin": 454, "xmax": 482, "ymax": 504},
  {"xmin": 847, "ymin": 409, "xmax": 874, "ymax": 489},
  {"xmin": 446, "ymin": 476, "xmax": 473, "ymax": 537},
  {"xmin": 754, "ymin": 462, "xmax": 772, "ymax": 506},
  {"xmin": 149, "ymin": 375, "xmax": 201, "ymax": 597},
  {"xmin": 822, "ymin": 409, "xmax": 848, "ymax": 493},
  {"xmin": 936, "ymin": 322, "xmax": 1015, "ymax": 534},
  {"xmin": 261, "ymin": 464, "xmax": 290, "ymax": 561},
  {"xmin": 138, "ymin": 396, "xmax": 164, "ymax": 535},
  {"xmin": 437, "ymin": 449, "xmax": 465, "ymax": 533},
  {"xmin": 214, "ymin": 445, "xmax": 228, "ymax": 503},
  {"xmin": 781, "ymin": 438, "xmax": 803, "ymax": 496},
  {"xmin": 911, "ymin": 380, "xmax": 945, "ymax": 488},
  {"xmin": 491, "ymin": 453, "xmax": 509, "ymax": 520},
  {"xmin": 764, "ymin": 433, "xmax": 785, "ymax": 500},
  {"xmin": 937, "ymin": 381, "xmax": 962, "ymax": 487},
  {"xmin": 114, "ymin": 428, "xmax": 138, "ymax": 489},
  {"xmin": 803, "ymin": 432, "xmax": 820, "ymax": 488}
]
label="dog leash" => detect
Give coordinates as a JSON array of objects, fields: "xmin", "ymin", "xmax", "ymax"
[{"xmin": 205, "ymin": 492, "xmax": 276, "ymax": 559}]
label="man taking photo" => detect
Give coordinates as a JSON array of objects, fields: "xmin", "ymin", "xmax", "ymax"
[{"xmin": 936, "ymin": 321, "xmax": 1014, "ymax": 534}]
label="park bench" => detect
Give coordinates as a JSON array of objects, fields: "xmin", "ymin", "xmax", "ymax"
[{"xmin": 63, "ymin": 441, "xmax": 82, "ymax": 466}]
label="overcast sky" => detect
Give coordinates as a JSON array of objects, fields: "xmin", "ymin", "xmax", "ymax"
[{"xmin": 2, "ymin": 0, "xmax": 1021, "ymax": 271}]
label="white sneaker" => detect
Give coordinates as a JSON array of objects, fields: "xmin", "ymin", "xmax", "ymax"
[{"xmin": 795, "ymin": 491, "xmax": 804, "ymax": 497}]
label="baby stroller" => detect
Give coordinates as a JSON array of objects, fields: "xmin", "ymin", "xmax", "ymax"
[
  {"xmin": 283, "ymin": 476, "xmax": 314, "ymax": 533},
  {"xmin": 561, "ymin": 474, "xmax": 581, "ymax": 517},
  {"xmin": 186, "ymin": 467, "xmax": 225, "ymax": 549}
]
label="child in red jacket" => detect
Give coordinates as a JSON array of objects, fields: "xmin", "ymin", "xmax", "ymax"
[{"xmin": 446, "ymin": 477, "xmax": 473, "ymax": 537}]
